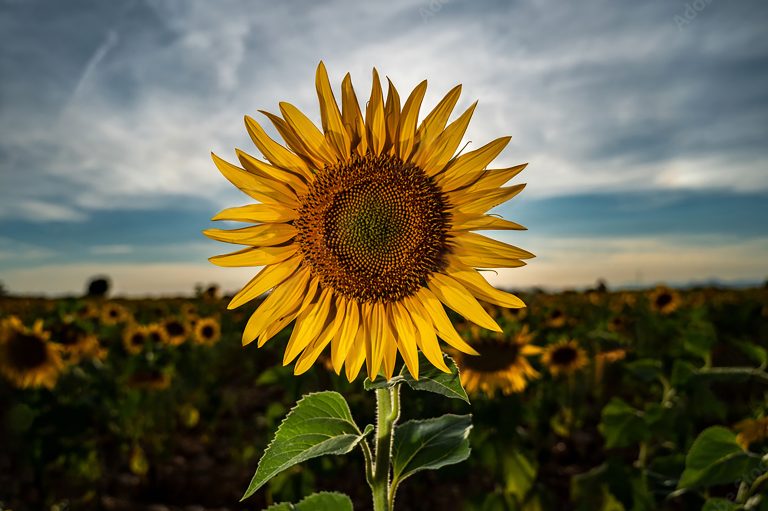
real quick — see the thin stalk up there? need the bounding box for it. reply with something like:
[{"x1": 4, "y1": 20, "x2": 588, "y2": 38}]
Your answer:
[{"x1": 372, "y1": 386, "x2": 399, "y2": 511}]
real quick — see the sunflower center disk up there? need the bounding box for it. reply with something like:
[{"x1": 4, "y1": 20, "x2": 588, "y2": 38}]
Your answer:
[
  {"x1": 295, "y1": 153, "x2": 450, "y2": 303},
  {"x1": 462, "y1": 341, "x2": 521, "y2": 373},
  {"x1": 8, "y1": 333, "x2": 48, "y2": 369},
  {"x1": 551, "y1": 347, "x2": 578, "y2": 365}
]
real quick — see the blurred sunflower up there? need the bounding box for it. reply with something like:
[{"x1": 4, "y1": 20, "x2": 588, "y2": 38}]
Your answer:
[
  {"x1": 193, "y1": 317, "x2": 221, "y2": 346},
  {"x1": 50, "y1": 318, "x2": 104, "y2": 362},
  {"x1": 162, "y1": 318, "x2": 189, "y2": 346},
  {"x1": 454, "y1": 325, "x2": 541, "y2": 396},
  {"x1": 542, "y1": 339, "x2": 588, "y2": 377},
  {"x1": 206, "y1": 62, "x2": 533, "y2": 380},
  {"x1": 734, "y1": 417, "x2": 768, "y2": 450},
  {"x1": 100, "y1": 302, "x2": 131, "y2": 326},
  {"x1": 0, "y1": 316, "x2": 65, "y2": 389},
  {"x1": 127, "y1": 368, "x2": 172, "y2": 391},
  {"x1": 649, "y1": 286, "x2": 681, "y2": 315},
  {"x1": 123, "y1": 324, "x2": 150, "y2": 355},
  {"x1": 145, "y1": 323, "x2": 169, "y2": 344},
  {"x1": 74, "y1": 301, "x2": 99, "y2": 320},
  {"x1": 545, "y1": 308, "x2": 566, "y2": 328}
]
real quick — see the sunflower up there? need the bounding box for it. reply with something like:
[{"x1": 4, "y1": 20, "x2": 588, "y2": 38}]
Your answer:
[
  {"x1": 161, "y1": 318, "x2": 189, "y2": 346},
  {"x1": 146, "y1": 322, "x2": 169, "y2": 344},
  {"x1": 542, "y1": 339, "x2": 588, "y2": 377},
  {"x1": 193, "y1": 317, "x2": 221, "y2": 346},
  {"x1": 734, "y1": 417, "x2": 768, "y2": 450},
  {"x1": 0, "y1": 316, "x2": 65, "y2": 389},
  {"x1": 545, "y1": 308, "x2": 566, "y2": 329},
  {"x1": 50, "y1": 318, "x2": 104, "y2": 362},
  {"x1": 127, "y1": 368, "x2": 172, "y2": 390},
  {"x1": 123, "y1": 324, "x2": 150, "y2": 355},
  {"x1": 205, "y1": 62, "x2": 533, "y2": 381},
  {"x1": 454, "y1": 325, "x2": 541, "y2": 396},
  {"x1": 100, "y1": 302, "x2": 131, "y2": 326},
  {"x1": 649, "y1": 286, "x2": 681, "y2": 315}
]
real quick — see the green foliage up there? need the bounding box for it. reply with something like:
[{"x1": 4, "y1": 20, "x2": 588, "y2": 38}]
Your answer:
[
  {"x1": 363, "y1": 353, "x2": 469, "y2": 403},
  {"x1": 599, "y1": 398, "x2": 647, "y2": 449},
  {"x1": 264, "y1": 491, "x2": 354, "y2": 511},
  {"x1": 392, "y1": 414, "x2": 472, "y2": 486},
  {"x1": 242, "y1": 391, "x2": 371, "y2": 500},
  {"x1": 678, "y1": 426, "x2": 760, "y2": 490}
]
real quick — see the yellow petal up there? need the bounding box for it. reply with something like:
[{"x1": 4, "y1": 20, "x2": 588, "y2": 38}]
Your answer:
[
  {"x1": 278, "y1": 102, "x2": 337, "y2": 165},
  {"x1": 438, "y1": 136, "x2": 511, "y2": 191},
  {"x1": 413, "y1": 287, "x2": 479, "y2": 355},
  {"x1": 283, "y1": 287, "x2": 334, "y2": 364},
  {"x1": 208, "y1": 244, "x2": 297, "y2": 267},
  {"x1": 315, "y1": 62, "x2": 351, "y2": 159},
  {"x1": 416, "y1": 101, "x2": 477, "y2": 174},
  {"x1": 367, "y1": 302, "x2": 386, "y2": 379},
  {"x1": 294, "y1": 295, "x2": 345, "y2": 375},
  {"x1": 244, "y1": 115, "x2": 313, "y2": 180},
  {"x1": 401, "y1": 297, "x2": 450, "y2": 373},
  {"x1": 391, "y1": 302, "x2": 419, "y2": 379},
  {"x1": 450, "y1": 212, "x2": 526, "y2": 231},
  {"x1": 453, "y1": 232, "x2": 535, "y2": 261},
  {"x1": 382, "y1": 304, "x2": 399, "y2": 380},
  {"x1": 365, "y1": 68, "x2": 386, "y2": 156},
  {"x1": 445, "y1": 257, "x2": 526, "y2": 309},
  {"x1": 345, "y1": 326, "x2": 367, "y2": 382},
  {"x1": 463, "y1": 163, "x2": 528, "y2": 192},
  {"x1": 414, "y1": 84, "x2": 461, "y2": 154},
  {"x1": 384, "y1": 78, "x2": 401, "y2": 153},
  {"x1": 397, "y1": 80, "x2": 427, "y2": 160},
  {"x1": 341, "y1": 73, "x2": 368, "y2": 156},
  {"x1": 257, "y1": 277, "x2": 320, "y2": 347},
  {"x1": 451, "y1": 184, "x2": 527, "y2": 213},
  {"x1": 427, "y1": 273, "x2": 501, "y2": 332},
  {"x1": 236, "y1": 149, "x2": 308, "y2": 196},
  {"x1": 211, "y1": 152, "x2": 298, "y2": 206},
  {"x1": 258, "y1": 110, "x2": 320, "y2": 168},
  {"x1": 331, "y1": 299, "x2": 360, "y2": 374},
  {"x1": 227, "y1": 255, "x2": 302, "y2": 310},
  {"x1": 203, "y1": 223, "x2": 297, "y2": 246},
  {"x1": 211, "y1": 203, "x2": 297, "y2": 223},
  {"x1": 242, "y1": 266, "x2": 310, "y2": 345}
]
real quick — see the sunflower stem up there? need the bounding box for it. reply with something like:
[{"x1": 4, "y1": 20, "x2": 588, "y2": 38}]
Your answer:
[{"x1": 372, "y1": 385, "x2": 400, "y2": 511}]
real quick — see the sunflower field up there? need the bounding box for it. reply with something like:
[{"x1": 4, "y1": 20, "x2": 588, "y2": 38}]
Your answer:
[{"x1": 1, "y1": 285, "x2": 766, "y2": 511}]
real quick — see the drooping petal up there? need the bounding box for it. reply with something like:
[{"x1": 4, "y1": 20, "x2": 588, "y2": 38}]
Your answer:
[
  {"x1": 211, "y1": 204, "x2": 297, "y2": 223},
  {"x1": 283, "y1": 287, "x2": 334, "y2": 364},
  {"x1": 211, "y1": 152, "x2": 298, "y2": 206},
  {"x1": 331, "y1": 299, "x2": 360, "y2": 374},
  {"x1": 444, "y1": 256, "x2": 526, "y2": 309},
  {"x1": 390, "y1": 302, "x2": 419, "y2": 379},
  {"x1": 226, "y1": 255, "x2": 302, "y2": 310},
  {"x1": 203, "y1": 223, "x2": 297, "y2": 246},
  {"x1": 401, "y1": 296, "x2": 450, "y2": 373},
  {"x1": 294, "y1": 294, "x2": 345, "y2": 374},
  {"x1": 413, "y1": 287, "x2": 479, "y2": 355},
  {"x1": 427, "y1": 272, "x2": 502, "y2": 332}
]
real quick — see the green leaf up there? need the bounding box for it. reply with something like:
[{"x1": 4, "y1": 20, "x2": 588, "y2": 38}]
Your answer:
[
  {"x1": 264, "y1": 491, "x2": 354, "y2": 511},
  {"x1": 625, "y1": 359, "x2": 662, "y2": 383},
  {"x1": 364, "y1": 353, "x2": 469, "y2": 403},
  {"x1": 242, "y1": 392, "x2": 370, "y2": 500},
  {"x1": 701, "y1": 498, "x2": 741, "y2": 511},
  {"x1": 392, "y1": 414, "x2": 472, "y2": 485},
  {"x1": 733, "y1": 340, "x2": 767, "y2": 368},
  {"x1": 599, "y1": 398, "x2": 647, "y2": 449},
  {"x1": 678, "y1": 426, "x2": 760, "y2": 489}
]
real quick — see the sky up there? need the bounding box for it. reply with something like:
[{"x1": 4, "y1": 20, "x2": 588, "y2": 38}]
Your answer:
[{"x1": 1, "y1": 0, "x2": 767, "y2": 296}]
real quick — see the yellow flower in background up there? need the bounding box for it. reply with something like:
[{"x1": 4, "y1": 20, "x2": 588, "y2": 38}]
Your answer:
[
  {"x1": 545, "y1": 308, "x2": 566, "y2": 329},
  {"x1": 542, "y1": 339, "x2": 588, "y2": 377},
  {"x1": 455, "y1": 325, "x2": 542, "y2": 396},
  {"x1": 734, "y1": 417, "x2": 768, "y2": 450},
  {"x1": 162, "y1": 317, "x2": 189, "y2": 346},
  {"x1": 122, "y1": 324, "x2": 150, "y2": 355},
  {"x1": 649, "y1": 286, "x2": 681, "y2": 315},
  {"x1": 50, "y1": 317, "x2": 104, "y2": 363},
  {"x1": 206, "y1": 62, "x2": 532, "y2": 380},
  {"x1": 100, "y1": 302, "x2": 131, "y2": 326},
  {"x1": 193, "y1": 317, "x2": 221, "y2": 346},
  {"x1": 0, "y1": 316, "x2": 65, "y2": 389},
  {"x1": 146, "y1": 323, "x2": 169, "y2": 344}
]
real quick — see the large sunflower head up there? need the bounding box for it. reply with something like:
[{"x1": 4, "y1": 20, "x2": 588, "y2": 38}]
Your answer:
[
  {"x1": 542, "y1": 339, "x2": 588, "y2": 377},
  {"x1": 205, "y1": 62, "x2": 533, "y2": 381},
  {"x1": 454, "y1": 325, "x2": 542, "y2": 396},
  {"x1": 0, "y1": 316, "x2": 65, "y2": 389}
]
